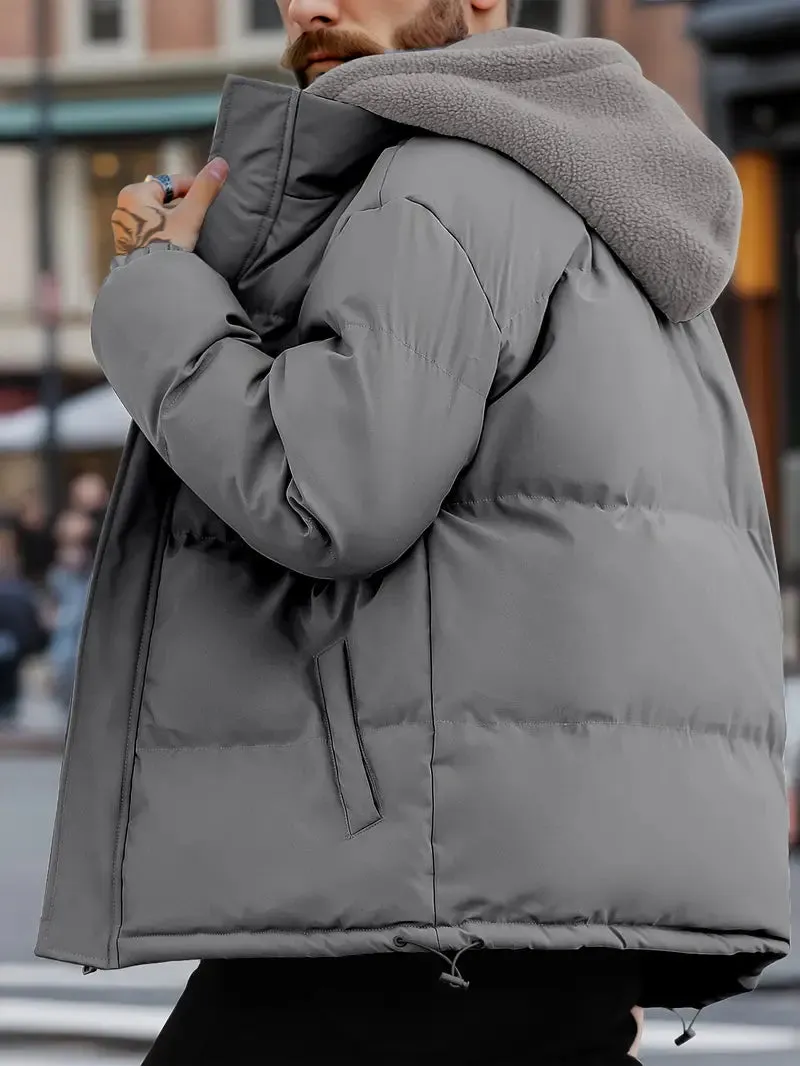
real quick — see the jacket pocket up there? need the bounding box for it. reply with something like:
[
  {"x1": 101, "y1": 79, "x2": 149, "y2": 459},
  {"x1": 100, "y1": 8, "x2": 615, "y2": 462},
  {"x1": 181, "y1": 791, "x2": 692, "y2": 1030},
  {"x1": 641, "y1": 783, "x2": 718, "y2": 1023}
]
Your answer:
[{"x1": 315, "y1": 639, "x2": 381, "y2": 836}]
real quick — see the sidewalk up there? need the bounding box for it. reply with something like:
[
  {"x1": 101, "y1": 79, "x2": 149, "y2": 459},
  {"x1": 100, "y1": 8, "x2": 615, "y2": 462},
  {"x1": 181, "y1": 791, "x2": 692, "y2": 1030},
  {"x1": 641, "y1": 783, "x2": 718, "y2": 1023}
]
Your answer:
[
  {"x1": 0, "y1": 660, "x2": 64, "y2": 755},
  {"x1": 758, "y1": 854, "x2": 800, "y2": 990}
]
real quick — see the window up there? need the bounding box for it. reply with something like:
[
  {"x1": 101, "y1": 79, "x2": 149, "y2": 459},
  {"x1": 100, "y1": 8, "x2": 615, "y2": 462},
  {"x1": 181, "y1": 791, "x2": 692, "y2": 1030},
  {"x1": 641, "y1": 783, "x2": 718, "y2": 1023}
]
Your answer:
[
  {"x1": 64, "y1": 0, "x2": 142, "y2": 58},
  {"x1": 219, "y1": 0, "x2": 285, "y2": 57},
  {"x1": 516, "y1": 0, "x2": 587, "y2": 36},
  {"x1": 86, "y1": 0, "x2": 124, "y2": 43},
  {"x1": 247, "y1": 0, "x2": 283, "y2": 32}
]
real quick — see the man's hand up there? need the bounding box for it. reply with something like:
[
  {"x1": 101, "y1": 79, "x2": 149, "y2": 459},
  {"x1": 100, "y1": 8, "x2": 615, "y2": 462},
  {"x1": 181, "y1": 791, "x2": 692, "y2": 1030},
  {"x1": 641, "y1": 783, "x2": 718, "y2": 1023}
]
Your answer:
[{"x1": 111, "y1": 157, "x2": 229, "y2": 256}]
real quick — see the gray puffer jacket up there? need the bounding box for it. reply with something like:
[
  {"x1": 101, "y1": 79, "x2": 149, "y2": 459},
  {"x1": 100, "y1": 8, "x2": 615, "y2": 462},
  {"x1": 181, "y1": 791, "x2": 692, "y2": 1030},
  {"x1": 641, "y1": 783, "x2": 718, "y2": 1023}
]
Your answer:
[{"x1": 37, "y1": 30, "x2": 789, "y2": 1009}]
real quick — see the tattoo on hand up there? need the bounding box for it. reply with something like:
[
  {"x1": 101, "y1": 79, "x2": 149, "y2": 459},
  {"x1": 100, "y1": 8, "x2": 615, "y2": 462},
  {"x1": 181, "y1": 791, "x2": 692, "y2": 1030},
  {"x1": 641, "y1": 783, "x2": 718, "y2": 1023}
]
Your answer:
[{"x1": 111, "y1": 206, "x2": 171, "y2": 255}]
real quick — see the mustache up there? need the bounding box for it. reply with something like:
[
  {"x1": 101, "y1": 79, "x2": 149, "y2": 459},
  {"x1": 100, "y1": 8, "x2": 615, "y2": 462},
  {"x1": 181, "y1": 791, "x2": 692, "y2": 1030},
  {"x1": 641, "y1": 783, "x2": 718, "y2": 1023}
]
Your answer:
[{"x1": 281, "y1": 27, "x2": 385, "y2": 74}]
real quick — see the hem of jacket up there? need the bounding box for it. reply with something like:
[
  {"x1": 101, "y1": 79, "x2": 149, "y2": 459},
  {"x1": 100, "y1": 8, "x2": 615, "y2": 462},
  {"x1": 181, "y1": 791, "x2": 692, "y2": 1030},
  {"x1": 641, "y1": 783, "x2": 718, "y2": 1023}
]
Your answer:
[{"x1": 35, "y1": 920, "x2": 789, "y2": 972}]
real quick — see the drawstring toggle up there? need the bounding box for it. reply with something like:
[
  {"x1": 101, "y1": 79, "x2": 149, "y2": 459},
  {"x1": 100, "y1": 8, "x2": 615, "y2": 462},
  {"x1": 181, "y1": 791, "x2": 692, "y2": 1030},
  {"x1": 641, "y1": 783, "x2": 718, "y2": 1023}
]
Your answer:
[
  {"x1": 669, "y1": 1008, "x2": 702, "y2": 1047},
  {"x1": 675, "y1": 1026, "x2": 697, "y2": 1047},
  {"x1": 392, "y1": 933, "x2": 484, "y2": 991}
]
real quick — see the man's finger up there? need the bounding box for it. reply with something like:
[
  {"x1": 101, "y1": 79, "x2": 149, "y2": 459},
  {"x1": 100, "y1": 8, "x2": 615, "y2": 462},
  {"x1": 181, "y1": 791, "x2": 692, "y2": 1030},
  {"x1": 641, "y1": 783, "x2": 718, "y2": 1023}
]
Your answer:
[
  {"x1": 181, "y1": 158, "x2": 229, "y2": 223},
  {"x1": 143, "y1": 174, "x2": 195, "y2": 201},
  {"x1": 119, "y1": 174, "x2": 193, "y2": 209}
]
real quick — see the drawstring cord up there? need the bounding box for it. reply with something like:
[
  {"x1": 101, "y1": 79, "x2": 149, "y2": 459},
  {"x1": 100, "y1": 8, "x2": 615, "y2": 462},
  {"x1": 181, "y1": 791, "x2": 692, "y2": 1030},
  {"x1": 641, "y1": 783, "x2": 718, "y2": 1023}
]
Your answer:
[
  {"x1": 393, "y1": 934, "x2": 485, "y2": 989},
  {"x1": 668, "y1": 1007, "x2": 703, "y2": 1046}
]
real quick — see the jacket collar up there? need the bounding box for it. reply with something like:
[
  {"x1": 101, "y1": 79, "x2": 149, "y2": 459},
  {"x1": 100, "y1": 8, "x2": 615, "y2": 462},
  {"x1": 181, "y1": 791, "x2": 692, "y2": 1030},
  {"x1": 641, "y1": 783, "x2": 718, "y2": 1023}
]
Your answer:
[{"x1": 196, "y1": 77, "x2": 402, "y2": 338}]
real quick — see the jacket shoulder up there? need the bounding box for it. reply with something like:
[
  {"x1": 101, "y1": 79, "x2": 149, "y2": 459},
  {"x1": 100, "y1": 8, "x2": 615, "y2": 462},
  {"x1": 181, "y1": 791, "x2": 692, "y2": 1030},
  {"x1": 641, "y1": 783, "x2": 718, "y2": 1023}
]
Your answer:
[{"x1": 376, "y1": 136, "x2": 586, "y2": 328}]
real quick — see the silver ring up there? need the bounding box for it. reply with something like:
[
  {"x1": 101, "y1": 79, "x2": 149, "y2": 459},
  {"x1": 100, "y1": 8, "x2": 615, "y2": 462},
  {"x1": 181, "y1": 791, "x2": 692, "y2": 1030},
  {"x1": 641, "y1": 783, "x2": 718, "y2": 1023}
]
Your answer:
[{"x1": 146, "y1": 173, "x2": 174, "y2": 204}]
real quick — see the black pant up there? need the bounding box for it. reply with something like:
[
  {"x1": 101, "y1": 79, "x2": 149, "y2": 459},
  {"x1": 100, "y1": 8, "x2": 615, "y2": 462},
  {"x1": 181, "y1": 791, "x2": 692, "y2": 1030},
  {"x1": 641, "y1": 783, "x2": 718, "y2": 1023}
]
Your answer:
[{"x1": 143, "y1": 949, "x2": 641, "y2": 1065}]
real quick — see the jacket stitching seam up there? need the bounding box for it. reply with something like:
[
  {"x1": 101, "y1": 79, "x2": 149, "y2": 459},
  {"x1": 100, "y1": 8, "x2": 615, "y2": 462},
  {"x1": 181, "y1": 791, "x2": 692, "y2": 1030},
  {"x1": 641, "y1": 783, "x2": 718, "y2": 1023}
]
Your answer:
[
  {"x1": 159, "y1": 338, "x2": 230, "y2": 431},
  {"x1": 424, "y1": 535, "x2": 441, "y2": 949},
  {"x1": 348, "y1": 815, "x2": 383, "y2": 837},
  {"x1": 379, "y1": 143, "x2": 577, "y2": 335},
  {"x1": 137, "y1": 737, "x2": 323, "y2": 754},
  {"x1": 119, "y1": 919, "x2": 790, "y2": 940},
  {"x1": 377, "y1": 144, "x2": 405, "y2": 207},
  {"x1": 402, "y1": 196, "x2": 502, "y2": 336},
  {"x1": 211, "y1": 79, "x2": 234, "y2": 174},
  {"x1": 133, "y1": 718, "x2": 777, "y2": 753},
  {"x1": 240, "y1": 90, "x2": 297, "y2": 278},
  {"x1": 158, "y1": 339, "x2": 234, "y2": 463},
  {"x1": 111, "y1": 500, "x2": 173, "y2": 967},
  {"x1": 242, "y1": 88, "x2": 295, "y2": 273},
  {"x1": 339, "y1": 321, "x2": 487, "y2": 399},
  {"x1": 503, "y1": 289, "x2": 553, "y2": 328},
  {"x1": 40, "y1": 951, "x2": 107, "y2": 966},
  {"x1": 502, "y1": 252, "x2": 594, "y2": 331},
  {"x1": 446, "y1": 491, "x2": 755, "y2": 535},
  {"x1": 433, "y1": 718, "x2": 778, "y2": 746}
]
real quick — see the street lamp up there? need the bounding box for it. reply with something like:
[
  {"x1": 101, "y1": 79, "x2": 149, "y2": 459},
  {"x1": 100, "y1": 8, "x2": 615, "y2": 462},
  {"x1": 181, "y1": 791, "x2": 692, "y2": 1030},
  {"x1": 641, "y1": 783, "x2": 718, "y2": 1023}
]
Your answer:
[{"x1": 34, "y1": 0, "x2": 63, "y2": 525}]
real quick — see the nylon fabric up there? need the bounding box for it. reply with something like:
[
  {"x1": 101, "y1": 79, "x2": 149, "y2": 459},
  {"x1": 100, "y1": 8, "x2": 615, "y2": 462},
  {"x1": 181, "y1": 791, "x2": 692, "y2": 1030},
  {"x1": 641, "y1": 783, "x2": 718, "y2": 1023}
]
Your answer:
[{"x1": 36, "y1": 37, "x2": 788, "y2": 1010}]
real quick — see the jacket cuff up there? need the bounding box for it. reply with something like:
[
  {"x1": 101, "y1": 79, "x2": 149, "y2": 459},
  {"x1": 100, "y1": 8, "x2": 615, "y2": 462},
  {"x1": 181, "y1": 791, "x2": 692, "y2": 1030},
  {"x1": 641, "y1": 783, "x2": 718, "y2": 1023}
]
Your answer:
[{"x1": 110, "y1": 241, "x2": 189, "y2": 272}]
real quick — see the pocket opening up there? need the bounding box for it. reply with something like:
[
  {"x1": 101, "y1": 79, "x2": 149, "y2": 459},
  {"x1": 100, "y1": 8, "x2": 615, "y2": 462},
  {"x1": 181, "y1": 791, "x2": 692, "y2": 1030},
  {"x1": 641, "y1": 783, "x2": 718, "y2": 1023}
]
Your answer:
[{"x1": 315, "y1": 639, "x2": 382, "y2": 837}]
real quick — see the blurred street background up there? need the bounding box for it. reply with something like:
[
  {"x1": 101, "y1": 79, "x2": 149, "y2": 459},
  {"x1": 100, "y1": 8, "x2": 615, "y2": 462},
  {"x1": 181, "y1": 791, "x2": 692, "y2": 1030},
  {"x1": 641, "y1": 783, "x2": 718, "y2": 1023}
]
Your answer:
[{"x1": 1, "y1": 0, "x2": 799, "y2": 1061}]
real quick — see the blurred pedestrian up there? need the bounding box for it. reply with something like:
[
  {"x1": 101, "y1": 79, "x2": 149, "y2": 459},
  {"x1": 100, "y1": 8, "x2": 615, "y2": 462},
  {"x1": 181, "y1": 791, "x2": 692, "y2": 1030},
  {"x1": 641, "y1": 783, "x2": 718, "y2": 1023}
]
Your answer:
[
  {"x1": 45, "y1": 510, "x2": 93, "y2": 712},
  {"x1": 0, "y1": 518, "x2": 48, "y2": 727},
  {"x1": 12, "y1": 486, "x2": 54, "y2": 586},
  {"x1": 67, "y1": 472, "x2": 109, "y2": 559},
  {"x1": 38, "y1": 2, "x2": 788, "y2": 1065}
]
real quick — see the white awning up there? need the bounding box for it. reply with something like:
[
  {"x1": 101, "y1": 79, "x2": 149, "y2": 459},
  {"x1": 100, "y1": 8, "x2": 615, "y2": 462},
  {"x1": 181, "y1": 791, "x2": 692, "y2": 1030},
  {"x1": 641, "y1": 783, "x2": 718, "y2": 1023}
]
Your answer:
[{"x1": 0, "y1": 385, "x2": 130, "y2": 453}]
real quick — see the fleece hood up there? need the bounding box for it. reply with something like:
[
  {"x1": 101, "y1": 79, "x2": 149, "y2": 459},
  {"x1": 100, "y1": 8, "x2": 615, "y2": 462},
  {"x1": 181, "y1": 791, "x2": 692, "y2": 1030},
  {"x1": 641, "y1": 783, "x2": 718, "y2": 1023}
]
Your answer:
[{"x1": 307, "y1": 27, "x2": 743, "y2": 322}]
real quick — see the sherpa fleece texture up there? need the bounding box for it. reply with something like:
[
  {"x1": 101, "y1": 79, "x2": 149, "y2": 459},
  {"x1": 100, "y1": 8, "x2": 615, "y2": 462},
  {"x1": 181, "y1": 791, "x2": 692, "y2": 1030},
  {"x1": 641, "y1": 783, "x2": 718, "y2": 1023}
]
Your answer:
[{"x1": 308, "y1": 27, "x2": 742, "y2": 322}]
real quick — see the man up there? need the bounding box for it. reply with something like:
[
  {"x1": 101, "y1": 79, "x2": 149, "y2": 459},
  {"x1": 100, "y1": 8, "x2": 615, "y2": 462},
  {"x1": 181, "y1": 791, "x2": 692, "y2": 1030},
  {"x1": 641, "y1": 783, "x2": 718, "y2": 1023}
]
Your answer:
[
  {"x1": 13, "y1": 487, "x2": 54, "y2": 586},
  {"x1": 67, "y1": 472, "x2": 110, "y2": 558},
  {"x1": 37, "y1": 2, "x2": 789, "y2": 1064},
  {"x1": 0, "y1": 519, "x2": 48, "y2": 727},
  {"x1": 45, "y1": 509, "x2": 95, "y2": 712}
]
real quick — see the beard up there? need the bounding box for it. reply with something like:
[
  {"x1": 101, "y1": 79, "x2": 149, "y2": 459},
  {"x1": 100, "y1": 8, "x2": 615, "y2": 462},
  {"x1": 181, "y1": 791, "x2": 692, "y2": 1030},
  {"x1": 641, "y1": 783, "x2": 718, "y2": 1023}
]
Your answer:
[
  {"x1": 282, "y1": 0, "x2": 470, "y2": 87},
  {"x1": 393, "y1": 0, "x2": 470, "y2": 51}
]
